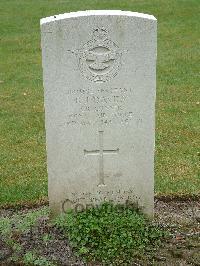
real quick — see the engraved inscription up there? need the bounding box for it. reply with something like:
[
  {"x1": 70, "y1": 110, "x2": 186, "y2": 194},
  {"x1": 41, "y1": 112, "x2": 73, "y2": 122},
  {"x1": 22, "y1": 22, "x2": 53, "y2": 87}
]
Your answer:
[
  {"x1": 84, "y1": 131, "x2": 119, "y2": 186},
  {"x1": 71, "y1": 27, "x2": 123, "y2": 82},
  {"x1": 65, "y1": 86, "x2": 136, "y2": 127},
  {"x1": 61, "y1": 188, "x2": 144, "y2": 213}
]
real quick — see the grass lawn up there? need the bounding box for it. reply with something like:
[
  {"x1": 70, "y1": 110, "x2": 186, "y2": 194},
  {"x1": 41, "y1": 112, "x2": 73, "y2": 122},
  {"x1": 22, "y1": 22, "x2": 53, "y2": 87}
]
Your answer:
[{"x1": 0, "y1": 0, "x2": 199, "y2": 206}]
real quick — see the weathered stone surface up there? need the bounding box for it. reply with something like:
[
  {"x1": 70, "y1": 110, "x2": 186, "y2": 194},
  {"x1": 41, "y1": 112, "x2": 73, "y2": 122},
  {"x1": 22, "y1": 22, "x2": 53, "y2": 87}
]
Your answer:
[{"x1": 40, "y1": 10, "x2": 157, "y2": 216}]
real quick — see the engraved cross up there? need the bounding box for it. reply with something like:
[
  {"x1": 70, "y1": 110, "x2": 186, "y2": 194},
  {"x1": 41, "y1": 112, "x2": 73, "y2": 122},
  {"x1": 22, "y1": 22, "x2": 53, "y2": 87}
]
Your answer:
[{"x1": 84, "y1": 131, "x2": 119, "y2": 186}]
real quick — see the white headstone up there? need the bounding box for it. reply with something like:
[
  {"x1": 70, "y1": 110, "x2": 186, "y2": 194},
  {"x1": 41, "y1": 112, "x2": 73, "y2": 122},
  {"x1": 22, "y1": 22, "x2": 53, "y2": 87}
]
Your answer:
[{"x1": 40, "y1": 10, "x2": 157, "y2": 217}]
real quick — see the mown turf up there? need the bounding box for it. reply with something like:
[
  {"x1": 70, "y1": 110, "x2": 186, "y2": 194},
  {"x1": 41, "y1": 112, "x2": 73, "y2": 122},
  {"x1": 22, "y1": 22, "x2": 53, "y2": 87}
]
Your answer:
[{"x1": 0, "y1": 0, "x2": 199, "y2": 206}]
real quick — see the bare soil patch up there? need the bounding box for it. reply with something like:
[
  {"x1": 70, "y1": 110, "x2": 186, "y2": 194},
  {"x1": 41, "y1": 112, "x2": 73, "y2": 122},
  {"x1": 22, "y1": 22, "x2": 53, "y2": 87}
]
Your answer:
[{"x1": 0, "y1": 200, "x2": 199, "y2": 266}]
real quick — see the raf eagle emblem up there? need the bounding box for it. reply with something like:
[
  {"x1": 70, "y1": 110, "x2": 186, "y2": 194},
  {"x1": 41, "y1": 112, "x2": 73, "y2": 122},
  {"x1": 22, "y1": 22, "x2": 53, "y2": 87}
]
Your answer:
[{"x1": 71, "y1": 27, "x2": 123, "y2": 83}]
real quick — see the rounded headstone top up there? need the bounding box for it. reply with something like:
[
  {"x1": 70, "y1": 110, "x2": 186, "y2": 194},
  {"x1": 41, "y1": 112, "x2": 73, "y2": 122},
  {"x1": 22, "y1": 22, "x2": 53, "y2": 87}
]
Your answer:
[{"x1": 40, "y1": 10, "x2": 156, "y2": 25}]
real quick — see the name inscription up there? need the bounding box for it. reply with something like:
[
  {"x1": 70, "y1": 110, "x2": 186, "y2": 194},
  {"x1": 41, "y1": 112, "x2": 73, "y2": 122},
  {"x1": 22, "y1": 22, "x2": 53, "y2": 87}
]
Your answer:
[{"x1": 65, "y1": 86, "x2": 140, "y2": 126}]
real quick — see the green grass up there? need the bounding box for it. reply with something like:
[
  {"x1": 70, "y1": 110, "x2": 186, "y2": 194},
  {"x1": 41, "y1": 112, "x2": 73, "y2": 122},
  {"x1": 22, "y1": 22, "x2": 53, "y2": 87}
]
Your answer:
[
  {"x1": 0, "y1": 0, "x2": 199, "y2": 206},
  {"x1": 55, "y1": 203, "x2": 166, "y2": 264},
  {"x1": 0, "y1": 204, "x2": 166, "y2": 264},
  {"x1": 23, "y1": 251, "x2": 54, "y2": 266},
  {"x1": 0, "y1": 207, "x2": 52, "y2": 264}
]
